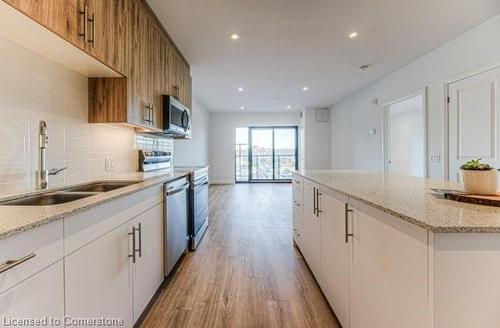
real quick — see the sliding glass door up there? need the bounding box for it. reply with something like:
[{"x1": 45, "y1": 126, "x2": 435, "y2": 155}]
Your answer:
[{"x1": 235, "y1": 126, "x2": 298, "y2": 182}]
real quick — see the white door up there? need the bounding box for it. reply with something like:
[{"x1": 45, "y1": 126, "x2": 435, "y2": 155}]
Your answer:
[
  {"x1": 320, "y1": 193, "x2": 350, "y2": 328},
  {"x1": 0, "y1": 261, "x2": 64, "y2": 327},
  {"x1": 302, "y1": 180, "x2": 321, "y2": 277},
  {"x1": 65, "y1": 222, "x2": 134, "y2": 328},
  {"x1": 384, "y1": 92, "x2": 426, "y2": 177},
  {"x1": 133, "y1": 204, "x2": 164, "y2": 321},
  {"x1": 349, "y1": 205, "x2": 428, "y2": 328},
  {"x1": 448, "y1": 66, "x2": 500, "y2": 181}
]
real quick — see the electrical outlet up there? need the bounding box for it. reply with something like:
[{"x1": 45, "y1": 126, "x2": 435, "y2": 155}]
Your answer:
[
  {"x1": 430, "y1": 154, "x2": 441, "y2": 163},
  {"x1": 105, "y1": 156, "x2": 115, "y2": 172},
  {"x1": 368, "y1": 128, "x2": 377, "y2": 136}
]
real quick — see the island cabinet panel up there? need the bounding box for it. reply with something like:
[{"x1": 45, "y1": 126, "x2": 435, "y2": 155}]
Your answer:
[
  {"x1": 0, "y1": 261, "x2": 64, "y2": 326},
  {"x1": 319, "y1": 191, "x2": 350, "y2": 328},
  {"x1": 433, "y1": 233, "x2": 500, "y2": 328},
  {"x1": 349, "y1": 200, "x2": 428, "y2": 328},
  {"x1": 302, "y1": 179, "x2": 321, "y2": 278}
]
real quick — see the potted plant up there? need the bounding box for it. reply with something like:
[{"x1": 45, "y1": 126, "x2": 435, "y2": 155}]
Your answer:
[{"x1": 459, "y1": 159, "x2": 497, "y2": 195}]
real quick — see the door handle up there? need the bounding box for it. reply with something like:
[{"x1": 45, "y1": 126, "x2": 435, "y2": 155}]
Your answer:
[
  {"x1": 128, "y1": 227, "x2": 137, "y2": 263},
  {"x1": 316, "y1": 188, "x2": 322, "y2": 217},
  {"x1": 137, "y1": 223, "x2": 142, "y2": 258},
  {"x1": 345, "y1": 203, "x2": 354, "y2": 243},
  {"x1": 87, "y1": 11, "x2": 95, "y2": 44},
  {"x1": 313, "y1": 187, "x2": 317, "y2": 215},
  {"x1": 79, "y1": 5, "x2": 88, "y2": 41},
  {"x1": 0, "y1": 253, "x2": 36, "y2": 274}
]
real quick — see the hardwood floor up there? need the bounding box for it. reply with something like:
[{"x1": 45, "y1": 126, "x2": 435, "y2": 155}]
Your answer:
[{"x1": 141, "y1": 183, "x2": 338, "y2": 328}]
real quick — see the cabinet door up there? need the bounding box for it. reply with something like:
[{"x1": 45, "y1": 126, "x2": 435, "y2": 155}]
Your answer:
[
  {"x1": 150, "y1": 23, "x2": 166, "y2": 130},
  {"x1": 86, "y1": 0, "x2": 127, "y2": 74},
  {"x1": 320, "y1": 193, "x2": 350, "y2": 328},
  {"x1": 132, "y1": 204, "x2": 164, "y2": 321},
  {"x1": 127, "y1": 0, "x2": 152, "y2": 128},
  {"x1": 302, "y1": 180, "x2": 321, "y2": 277},
  {"x1": 4, "y1": 0, "x2": 87, "y2": 50},
  {"x1": 0, "y1": 261, "x2": 64, "y2": 327},
  {"x1": 349, "y1": 204, "x2": 428, "y2": 328},
  {"x1": 65, "y1": 222, "x2": 134, "y2": 328}
]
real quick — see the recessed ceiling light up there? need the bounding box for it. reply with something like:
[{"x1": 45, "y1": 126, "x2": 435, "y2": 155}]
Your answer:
[
  {"x1": 240, "y1": 106, "x2": 245, "y2": 110},
  {"x1": 349, "y1": 31, "x2": 358, "y2": 39},
  {"x1": 238, "y1": 87, "x2": 244, "y2": 92},
  {"x1": 286, "y1": 105, "x2": 291, "y2": 109},
  {"x1": 230, "y1": 33, "x2": 240, "y2": 40},
  {"x1": 302, "y1": 86, "x2": 309, "y2": 91}
]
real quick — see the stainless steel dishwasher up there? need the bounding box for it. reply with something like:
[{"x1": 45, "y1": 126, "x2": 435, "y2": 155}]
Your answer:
[{"x1": 164, "y1": 177, "x2": 190, "y2": 277}]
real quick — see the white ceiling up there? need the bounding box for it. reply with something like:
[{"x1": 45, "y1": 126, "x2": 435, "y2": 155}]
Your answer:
[{"x1": 147, "y1": 0, "x2": 500, "y2": 112}]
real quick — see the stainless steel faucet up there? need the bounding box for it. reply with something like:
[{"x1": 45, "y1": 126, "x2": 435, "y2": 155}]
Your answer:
[{"x1": 36, "y1": 121, "x2": 67, "y2": 190}]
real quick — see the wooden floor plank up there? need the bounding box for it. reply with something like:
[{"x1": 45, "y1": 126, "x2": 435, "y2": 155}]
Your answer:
[{"x1": 141, "y1": 184, "x2": 338, "y2": 328}]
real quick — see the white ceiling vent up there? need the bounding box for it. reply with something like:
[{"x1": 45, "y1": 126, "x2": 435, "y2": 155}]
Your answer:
[{"x1": 315, "y1": 108, "x2": 330, "y2": 123}]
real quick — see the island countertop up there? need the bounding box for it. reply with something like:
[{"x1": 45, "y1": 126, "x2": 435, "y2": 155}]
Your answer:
[
  {"x1": 0, "y1": 170, "x2": 188, "y2": 240},
  {"x1": 294, "y1": 170, "x2": 500, "y2": 233}
]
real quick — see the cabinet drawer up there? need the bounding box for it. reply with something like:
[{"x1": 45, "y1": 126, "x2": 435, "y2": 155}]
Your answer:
[
  {"x1": 0, "y1": 221, "x2": 63, "y2": 294},
  {"x1": 64, "y1": 184, "x2": 163, "y2": 256}
]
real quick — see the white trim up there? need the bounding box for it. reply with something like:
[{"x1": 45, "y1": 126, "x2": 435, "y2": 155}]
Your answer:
[
  {"x1": 210, "y1": 179, "x2": 235, "y2": 185},
  {"x1": 382, "y1": 88, "x2": 428, "y2": 177},
  {"x1": 444, "y1": 62, "x2": 500, "y2": 180}
]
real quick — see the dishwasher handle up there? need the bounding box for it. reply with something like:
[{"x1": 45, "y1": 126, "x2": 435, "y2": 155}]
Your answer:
[{"x1": 166, "y1": 182, "x2": 190, "y2": 196}]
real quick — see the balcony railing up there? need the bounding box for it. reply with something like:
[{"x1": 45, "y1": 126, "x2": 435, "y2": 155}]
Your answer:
[{"x1": 235, "y1": 154, "x2": 296, "y2": 181}]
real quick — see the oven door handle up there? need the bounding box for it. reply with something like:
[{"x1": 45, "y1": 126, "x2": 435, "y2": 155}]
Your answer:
[
  {"x1": 193, "y1": 177, "x2": 209, "y2": 187},
  {"x1": 166, "y1": 182, "x2": 190, "y2": 196}
]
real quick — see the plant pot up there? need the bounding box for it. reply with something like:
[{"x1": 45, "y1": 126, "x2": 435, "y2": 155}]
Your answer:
[{"x1": 459, "y1": 169, "x2": 498, "y2": 195}]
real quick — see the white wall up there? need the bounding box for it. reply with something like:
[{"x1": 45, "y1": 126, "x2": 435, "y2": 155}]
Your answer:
[
  {"x1": 174, "y1": 97, "x2": 210, "y2": 166},
  {"x1": 0, "y1": 36, "x2": 172, "y2": 195},
  {"x1": 304, "y1": 108, "x2": 331, "y2": 170},
  {"x1": 209, "y1": 111, "x2": 300, "y2": 183},
  {"x1": 330, "y1": 14, "x2": 500, "y2": 180}
]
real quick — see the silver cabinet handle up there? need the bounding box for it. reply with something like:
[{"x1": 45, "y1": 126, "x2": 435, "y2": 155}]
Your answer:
[
  {"x1": 313, "y1": 187, "x2": 317, "y2": 215},
  {"x1": 129, "y1": 227, "x2": 136, "y2": 263},
  {"x1": 79, "y1": 5, "x2": 88, "y2": 41},
  {"x1": 150, "y1": 105, "x2": 154, "y2": 126},
  {"x1": 87, "y1": 11, "x2": 95, "y2": 44},
  {"x1": 316, "y1": 188, "x2": 322, "y2": 217},
  {"x1": 137, "y1": 223, "x2": 142, "y2": 258},
  {"x1": 345, "y1": 203, "x2": 354, "y2": 243},
  {"x1": 143, "y1": 104, "x2": 152, "y2": 124},
  {"x1": 0, "y1": 253, "x2": 36, "y2": 274}
]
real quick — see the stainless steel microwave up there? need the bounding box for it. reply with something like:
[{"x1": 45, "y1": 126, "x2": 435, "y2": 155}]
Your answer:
[{"x1": 162, "y1": 95, "x2": 191, "y2": 138}]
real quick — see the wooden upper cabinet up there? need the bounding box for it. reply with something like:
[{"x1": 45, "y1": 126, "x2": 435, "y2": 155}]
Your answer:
[
  {"x1": 3, "y1": 0, "x2": 87, "y2": 50},
  {"x1": 85, "y1": 0, "x2": 128, "y2": 74},
  {"x1": 3, "y1": 0, "x2": 127, "y2": 75}
]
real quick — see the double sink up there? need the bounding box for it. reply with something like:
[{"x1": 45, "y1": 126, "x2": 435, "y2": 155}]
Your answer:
[{"x1": 0, "y1": 181, "x2": 139, "y2": 206}]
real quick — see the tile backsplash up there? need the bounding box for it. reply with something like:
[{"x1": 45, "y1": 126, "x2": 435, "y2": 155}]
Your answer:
[{"x1": 0, "y1": 36, "x2": 173, "y2": 195}]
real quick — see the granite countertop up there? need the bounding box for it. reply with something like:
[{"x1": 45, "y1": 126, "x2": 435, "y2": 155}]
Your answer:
[
  {"x1": 294, "y1": 170, "x2": 500, "y2": 233},
  {"x1": 0, "y1": 170, "x2": 188, "y2": 240}
]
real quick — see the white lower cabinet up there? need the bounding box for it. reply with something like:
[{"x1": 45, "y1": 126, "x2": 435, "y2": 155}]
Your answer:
[
  {"x1": 320, "y1": 192, "x2": 350, "y2": 328},
  {"x1": 132, "y1": 203, "x2": 164, "y2": 320},
  {"x1": 292, "y1": 175, "x2": 304, "y2": 247},
  {"x1": 65, "y1": 221, "x2": 134, "y2": 327},
  {"x1": 65, "y1": 197, "x2": 164, "y2": 327},
  {"x1": 349, "y1": 202, "x2": 428, "y2": 328},
  {"x1": 298, "y1": 178, "x2": 429, "y2": 328},
  {"x1": 302, "y1": 179, "x2": 321, "y2": 277},
  {"x1": 0, "y1": 261, "x2": 64, "y2": 327}
]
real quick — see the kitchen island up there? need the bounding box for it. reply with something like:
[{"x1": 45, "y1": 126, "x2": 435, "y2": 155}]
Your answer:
[{"x1": 292, "y1": 170, "x2": 500, "y2": 328}]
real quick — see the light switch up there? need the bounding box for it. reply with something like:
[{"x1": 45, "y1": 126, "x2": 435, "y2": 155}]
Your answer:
[
  {"x1": 105, "y1": 156, "x2": 115, "y2": 172},
  {"x1": 430, "y1": 154, "x2": 441, "y2": 163}
]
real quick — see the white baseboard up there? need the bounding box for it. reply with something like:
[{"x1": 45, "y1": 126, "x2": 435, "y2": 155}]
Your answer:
[{"x1": 209, "y1": 179, "x2": 235, "y2": 185}]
